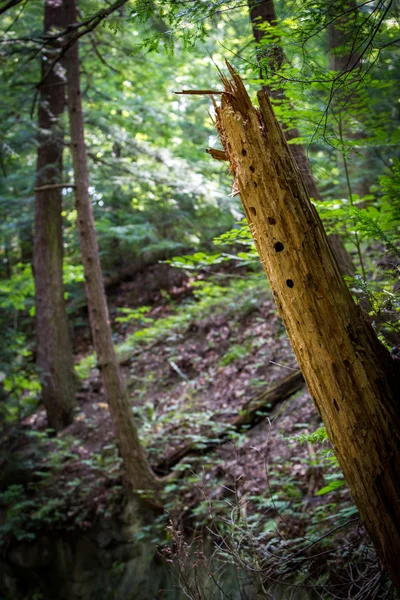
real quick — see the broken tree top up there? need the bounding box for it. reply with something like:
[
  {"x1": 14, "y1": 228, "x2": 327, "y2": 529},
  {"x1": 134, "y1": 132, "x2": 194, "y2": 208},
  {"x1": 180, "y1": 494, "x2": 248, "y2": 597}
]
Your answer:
[
  {"x1": 175, "y1": 61, "x2": 251, "y2": 107},
  {"x1": 176, "y1": 62, "x2": 254, "y2": 162}
]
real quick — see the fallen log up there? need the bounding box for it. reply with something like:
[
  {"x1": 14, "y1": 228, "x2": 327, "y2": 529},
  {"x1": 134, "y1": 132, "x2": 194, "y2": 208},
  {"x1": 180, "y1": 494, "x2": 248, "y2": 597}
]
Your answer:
[
  {"x1": 154, "y1": 370, "x2": 304, "y2": 475},
  {"x1": 103, "y1": 248, "x2": 189, "y2": 290}
]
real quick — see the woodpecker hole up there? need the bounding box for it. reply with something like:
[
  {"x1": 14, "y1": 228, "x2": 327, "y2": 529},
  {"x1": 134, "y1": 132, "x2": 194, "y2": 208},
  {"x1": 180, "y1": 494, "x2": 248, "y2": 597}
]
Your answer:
[
  {"x1": 268, "y1": 217, "x2": 276, "y2": 225},
  {"x1": 249, "y1": 165, "x2": 255, "y2": 173},
  {"x1": 274, "y1": 242, "x2": 284, "y2": 252},
  {"x1": 249, "y1": 207, "x2": 257, "y2": 216},
  {"x1": 286, "y1": 279, "x2": 294, "y2": 288}
]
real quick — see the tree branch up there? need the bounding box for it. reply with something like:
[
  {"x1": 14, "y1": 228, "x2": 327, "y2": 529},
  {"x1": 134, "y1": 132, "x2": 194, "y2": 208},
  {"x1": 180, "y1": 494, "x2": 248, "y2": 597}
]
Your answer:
[
  {"x1": 0, "y1": 0, "x2": 25, "y2": 16},
  {"x1": 35, "y1": 183, "x2": 75, "y2": 191}
]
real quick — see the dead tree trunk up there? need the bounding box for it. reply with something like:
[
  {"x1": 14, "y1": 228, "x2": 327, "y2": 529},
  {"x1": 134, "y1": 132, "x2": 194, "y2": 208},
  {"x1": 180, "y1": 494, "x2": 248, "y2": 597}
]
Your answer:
[
  {"x1": 63, "y1": 0, "x2": 158, "y2": 496},
  {"x1": 205, "y1": 64, "x2": 400, "y2": 587},
  {"x1": 249, "y1": 0, "x2": 355, "y2": 278},
  {"x1": 34, "y1": 0, "x2": 76, "y2": 431}
]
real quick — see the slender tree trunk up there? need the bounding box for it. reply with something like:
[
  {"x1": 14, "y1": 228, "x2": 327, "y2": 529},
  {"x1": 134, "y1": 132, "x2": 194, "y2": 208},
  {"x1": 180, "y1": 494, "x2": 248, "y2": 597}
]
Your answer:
[
  {"x1": 63, "y1": 0, "x2": 158, "y2": 495},
  {"x1": 20, "y1": 224, "x2": 33, "y2": 265},
  {"x1": 327, "y1": 1, "x2": 373, "y2": 199},
  {"x1": 249, "y1": 0, "x2": 355, "y2": 278},
  {"x1": 3, "y1": 237, "x2": 12, "y2": 279},
  {"x1": 327, "y1": 0, "x2": 360, "y2": 74},
  {"x1": 208, "y1": 65, "x2": 400, "y2": 587},
  {"x1": 34, "y1": 0, "x2": 76, "y2": 432}
]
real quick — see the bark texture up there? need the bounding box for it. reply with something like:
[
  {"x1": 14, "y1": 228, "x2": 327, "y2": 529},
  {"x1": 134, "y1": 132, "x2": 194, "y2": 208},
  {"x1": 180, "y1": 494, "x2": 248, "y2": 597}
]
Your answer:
[
  {"x1": 249, "y1": 0, "x2": 355, "y2": 277},
  {"x1": 34, "y1": 0, "x2": 76, "y2": 431},
  {"x1": 64, "y1": 0, "x2": 158, "y2": 495},
  {"x1": 210, "y1": 64, "x2": 400, "y2": 586}
]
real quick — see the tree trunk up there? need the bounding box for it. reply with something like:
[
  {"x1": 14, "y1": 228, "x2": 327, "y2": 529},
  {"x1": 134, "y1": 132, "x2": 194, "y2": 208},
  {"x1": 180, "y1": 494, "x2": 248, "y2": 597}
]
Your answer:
[
  {"x1": 327, "y1": 0, "x2": 360, "y2": 74},
  {"x1": 327, "y1": 1, "x2": 373, "y2": 200},
  {"x1": 20, "y1": 222, "x2": 33, "y2": 266},
  {"x1": 249, "y1": 0, "x2": 355, "y2": 278},
  {"x1": 208, "y1": 64, "x2": 400, "y2": 587},
  {"x1": 63, "y1": 0, "x2": 158, "y2": 495},
  {"x1": 34, "y1": 0, "x2": 76, "y2": 432}
]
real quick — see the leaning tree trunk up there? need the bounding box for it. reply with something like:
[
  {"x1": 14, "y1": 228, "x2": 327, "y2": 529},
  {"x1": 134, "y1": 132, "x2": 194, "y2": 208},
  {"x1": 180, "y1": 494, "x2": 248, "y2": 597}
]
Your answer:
[
  {"x1": 204, "y1": 64, "x2": 400, "y2": 586},
  {"x1": 34, "y1": 0, "x2": 76, "y2": 431},
  {"x1": 249, "y1": 0, "x2": 355, "y2": 278},
  {"x1": 63, "y1": 0, "x2": 158, "y2": 495}
]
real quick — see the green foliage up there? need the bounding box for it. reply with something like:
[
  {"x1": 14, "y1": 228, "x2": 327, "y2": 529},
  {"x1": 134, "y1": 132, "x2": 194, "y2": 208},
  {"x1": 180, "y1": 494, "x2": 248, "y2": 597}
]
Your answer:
[
  {"x1": 316, "y1": 476, "x2": 346, "y2": 496},
  {"x1": 167, "y1": 252, "x2": 227, "y2": 269},
  {"x1": 113, "y1": 275, "x2": 268, "y2": 361},
  {"x1": 0, "y1": 0, "x2": 246, "y2": 418},
  {"x1": 74, "y1": 354, "x2": 97, "y2": 381},
  {"x1": 0, "y1": 264, "x2": 34, "y2": 313},
  {"x1": 281, "y1": 426, "x2": 347, "y2": 499},
  {"x1": 116, "y1": 305, "x2": 153, "y2": 324},
  {"x1": 128, "y1": 0, "x2": 244, "y2": 53},
  {"x1": 166, "y1": 219, "x2": 261, "y2": 270},
  {"x1": 213, "y1": 219, "x2": 253, "y2": 247},
  {"x1": 0, "y1": 3, "x2": 399, "y2": 594},
  {"x1": 219, "y1": 343, "x2": 251, "y2": 367},
  {"x1": 281, "y1": 426, "x2": 328, "y2": 446},
  {"x1": 0, "y1": 428, "x2": 123, "y2": 545},
  {"x1": 380, "y1": 159, "x2": 400, "y2": 221},
  {"x1": 314, "y1": 189, "x2": 400, "y2": 342},
  {"x1": 2, "y1": 0, "x2": 397, "y2": 426},
  {"x1": 163, "y1": 434, "x2": 366, "y2": 598},
  {"x1": 314, "y1": 194, "x2": 399, "y2": 255},
  {"x1": 0, "y1": 265, "x2": 38, "y2": 421}
]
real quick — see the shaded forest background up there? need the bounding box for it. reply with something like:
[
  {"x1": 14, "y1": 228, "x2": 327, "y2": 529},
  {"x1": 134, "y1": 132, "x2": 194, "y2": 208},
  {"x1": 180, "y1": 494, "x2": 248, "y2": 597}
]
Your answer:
[{"x1": 0, "y1": 0, "x2": 399, "y2": 598}]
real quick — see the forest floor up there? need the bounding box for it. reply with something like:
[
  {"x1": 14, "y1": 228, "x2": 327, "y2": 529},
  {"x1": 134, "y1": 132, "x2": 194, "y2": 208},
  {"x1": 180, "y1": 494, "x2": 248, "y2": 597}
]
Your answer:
[{"x1": 0, "y1": 263, "x2": 388, "y2": 597}]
